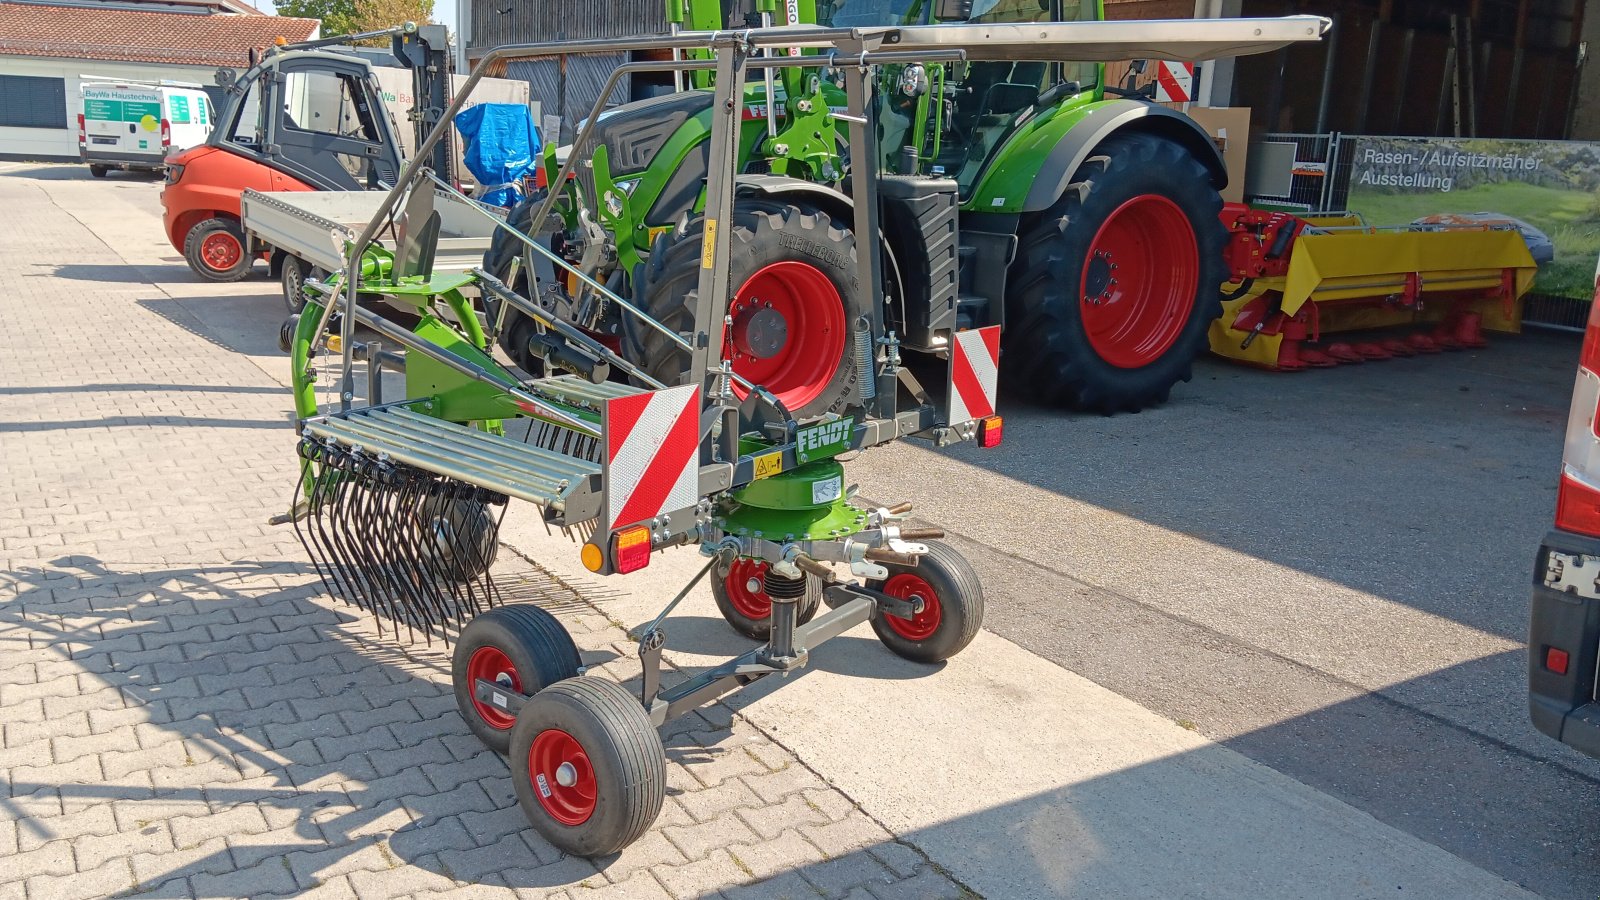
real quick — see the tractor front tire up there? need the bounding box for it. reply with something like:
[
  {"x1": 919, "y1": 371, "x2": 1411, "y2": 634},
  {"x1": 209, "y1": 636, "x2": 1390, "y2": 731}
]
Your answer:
[
  {"x1": 453, "y1": 605, "x2": 582, "y2": 754},
  {"x1": 1005, "y1": 133, "x2": 1227, "y2": 413},
  {"x1": 633, "y1": 198, "x2": 867, "y2": 420},
  {"x1": 184, "y1": 217, "x2": 254, "y2": 283}
]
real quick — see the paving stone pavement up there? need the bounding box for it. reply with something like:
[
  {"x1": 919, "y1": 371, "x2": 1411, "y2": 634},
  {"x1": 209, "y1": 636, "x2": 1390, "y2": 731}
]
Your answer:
[{"x1": 0, "y1": 169, "x2": 971, "y2": 898}]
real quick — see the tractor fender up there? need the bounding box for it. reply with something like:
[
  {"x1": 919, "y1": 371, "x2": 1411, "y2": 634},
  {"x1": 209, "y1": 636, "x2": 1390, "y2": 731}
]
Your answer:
[
  {"x1": 1023, "y1": 101, "x2": 1226, "y2": 211},
  {"x1": 970, "y1": 100, "x2": 1227, "y2": 215},
  {"x1": 735, "y1": 174, "x2": 855, "y2": 224}
]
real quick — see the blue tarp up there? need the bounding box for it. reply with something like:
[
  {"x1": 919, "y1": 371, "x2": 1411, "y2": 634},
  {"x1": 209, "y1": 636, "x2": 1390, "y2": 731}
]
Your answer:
[{"x1": 453, "y1": 103, "x2": 540, "y2": 208}]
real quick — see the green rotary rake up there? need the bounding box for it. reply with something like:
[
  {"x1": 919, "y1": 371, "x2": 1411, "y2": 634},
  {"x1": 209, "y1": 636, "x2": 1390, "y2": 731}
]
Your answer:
[{"x1": 275, "y1": 18, "x2": 1320, "y2": 856}]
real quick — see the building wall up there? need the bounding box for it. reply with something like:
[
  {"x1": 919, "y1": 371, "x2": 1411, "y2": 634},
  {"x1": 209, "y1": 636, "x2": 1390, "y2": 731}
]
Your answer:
[{"x1": 0, "y1": 55, "x2": 230, "y2": 160}]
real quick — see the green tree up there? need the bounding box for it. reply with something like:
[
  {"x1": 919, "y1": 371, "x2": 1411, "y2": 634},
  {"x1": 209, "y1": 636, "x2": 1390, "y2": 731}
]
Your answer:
[
  {"x1": 276, "y1": 0, "x2": 359, "y2": 36},
  {"x1": 351, "y1": 0, "x2": 435, "y2": 43}
]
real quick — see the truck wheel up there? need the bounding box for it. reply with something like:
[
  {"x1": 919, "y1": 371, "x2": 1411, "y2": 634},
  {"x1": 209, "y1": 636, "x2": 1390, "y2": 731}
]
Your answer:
[
  {"x1": 89, "y1": 164, "x2": 108, "y2": 179},
  {"x1": 1006, "y1": 133, "x2": 1226, "y2": 413},
  {"x1": 280, "y1": 256, "x2": 310, "y2": 313},
  {"x1": 633, "y1": 198, "x2": 866, "y2": 420},
  {"x1": 711, "y1": 558, "x2": 822, "y2": 641},
  {"x1": 453, "y1": 605, "x2": 582, "y2": 754},
  {"x1": 184, "y1": 217, "x2": 253, "y2": 282},
  {"x1": 509, "y1": 677, "x2": 665, "y2": 857},
  {"x1": 868, "y1": 540, "x2": 983, "y2": 664}
]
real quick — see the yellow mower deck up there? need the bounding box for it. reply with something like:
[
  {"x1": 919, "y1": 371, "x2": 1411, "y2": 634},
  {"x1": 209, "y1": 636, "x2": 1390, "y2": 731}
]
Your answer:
[{"x1": 1210, "y1": 211, "x2": 1538, "y2": 369}]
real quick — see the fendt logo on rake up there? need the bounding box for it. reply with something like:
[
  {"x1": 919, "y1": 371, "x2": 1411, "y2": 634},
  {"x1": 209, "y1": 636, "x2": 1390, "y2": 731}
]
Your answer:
[
  {"x1": 949, "y1": 325, "x2": 1001, "y2": 424},
  {"x1": 603, "y1": 384, "x2": 701, "y2": 531}
]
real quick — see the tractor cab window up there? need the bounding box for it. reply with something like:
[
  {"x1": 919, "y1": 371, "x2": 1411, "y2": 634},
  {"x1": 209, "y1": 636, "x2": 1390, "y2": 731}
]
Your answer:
[
  {"x1": 815, "y1": 0, "x2": 925, "y2": 27},
  {"x1": 938, "y1": 0, "x2": 1097, "y2": 193}
]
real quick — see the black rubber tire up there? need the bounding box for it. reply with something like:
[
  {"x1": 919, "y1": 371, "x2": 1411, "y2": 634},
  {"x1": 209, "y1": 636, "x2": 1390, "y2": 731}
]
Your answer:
[
  {"x1": 89, "y1": 164, "x2": 108, "y2": 178},
  {"x1": 452, "y1": 605, "x2": 582, "y2": 754},
  {"x1": 868, "y1": 540, "x2": 983, "y2": 664},
  {"x1": 631, "y1": 197, "x2": 868, "y2": 420},
  {"x1": 280, "y1": 255, "x2": 310, "y2": 314},
  {"x1": 509, "y1": 677, "x2": 665, "y2": 857},
  {"x1": 183, "y1": 217, "x2": 253, "y2": 282},
  {"x1": 1004, "y1": 132, "x2": 1227, "y2": 414},
  {"x1": 709, "y1": 561, "x2": 822, "y2": 641},
  {"x1": 418, "y1": 494, "x2": 500, "y2": 583},
  {"x1": 483, "y1": 189, "x2": 548, "y2": 375}
]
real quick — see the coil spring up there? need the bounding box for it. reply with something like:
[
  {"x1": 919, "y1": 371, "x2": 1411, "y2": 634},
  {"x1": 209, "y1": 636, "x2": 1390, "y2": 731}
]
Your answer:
[{"x1": 764, "y1": 568, "x2": 807, "y2": 601}]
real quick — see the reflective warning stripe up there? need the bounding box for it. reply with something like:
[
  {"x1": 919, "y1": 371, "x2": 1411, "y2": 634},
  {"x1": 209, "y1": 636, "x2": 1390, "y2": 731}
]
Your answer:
[
  {"x1": 1154, "y1": 61, "x2": 1194, "y2": 102},
  {"x1": 603, "y1": 385, "x2": 701, "y2": 530},
  {"x1": 949, "y1": 326, "x2": 1000, "y2": 424}
]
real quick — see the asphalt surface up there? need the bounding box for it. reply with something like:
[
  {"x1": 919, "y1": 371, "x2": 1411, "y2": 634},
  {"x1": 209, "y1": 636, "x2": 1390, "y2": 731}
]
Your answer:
[{"x1": 65, "y1": 162, "x2": 1600, "y2": 897}]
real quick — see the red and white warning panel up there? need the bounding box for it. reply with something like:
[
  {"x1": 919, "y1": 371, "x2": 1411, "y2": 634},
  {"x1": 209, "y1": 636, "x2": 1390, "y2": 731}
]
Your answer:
[
  {"x1": 602, "y1": 384, "x2": 701, "y2": 531},
  {"x1": 1154, "y1": 60, "x2": 1195, "y2": 102},
  {"x1": 948, "y1": 325, "x2": 1000, "y2": 424}
]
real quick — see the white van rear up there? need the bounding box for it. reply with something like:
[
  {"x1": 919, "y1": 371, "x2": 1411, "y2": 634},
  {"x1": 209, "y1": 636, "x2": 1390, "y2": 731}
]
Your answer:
[{"x1": 77, "y1": 79, "x2": 213, "y2": 176}]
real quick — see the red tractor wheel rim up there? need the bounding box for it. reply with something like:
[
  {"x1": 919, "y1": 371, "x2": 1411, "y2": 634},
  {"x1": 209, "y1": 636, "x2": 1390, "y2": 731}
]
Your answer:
[
  {"x1": 882, "y1": 573, "x2": 941, "y2": 641},
  {"x1": 200, "y1": 231, "x2": 242, "y2": 271},
  {"x1": 1078, "y1": 194, "x2": 1199, "y2": 369},
  {"x1": 528, "y1": 728, "x2": 597, "y2": 825},
  {"x1": 726, "y1": 261, "x2": 846, "y2": 410},
  {"x1": 465, "y1": 646, "x2": 520, "y2": 730},
  {"x1": 724, "y1": 558, "x2": 773, "y2": 620}
]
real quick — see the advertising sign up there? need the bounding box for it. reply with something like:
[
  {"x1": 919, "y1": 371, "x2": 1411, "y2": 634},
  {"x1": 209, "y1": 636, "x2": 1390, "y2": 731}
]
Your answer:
[{"x1": 1346, "y1": 136, "x2": 1600, "y2": 299}]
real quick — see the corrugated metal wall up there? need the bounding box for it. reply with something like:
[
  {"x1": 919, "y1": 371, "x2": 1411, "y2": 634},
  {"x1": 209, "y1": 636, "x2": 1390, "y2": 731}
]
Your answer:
[
  {"x1": 504, "y1": 53, "x2": 632, "y2": 142},
  {"x1": 469, "y1": 0, "x2": 668, "y2": 55}
]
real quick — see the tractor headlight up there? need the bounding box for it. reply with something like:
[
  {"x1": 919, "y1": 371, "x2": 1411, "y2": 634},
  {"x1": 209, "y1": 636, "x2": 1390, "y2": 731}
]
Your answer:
[{"x1": 899, "y1": 64, "x2": 929, "y2": 98}]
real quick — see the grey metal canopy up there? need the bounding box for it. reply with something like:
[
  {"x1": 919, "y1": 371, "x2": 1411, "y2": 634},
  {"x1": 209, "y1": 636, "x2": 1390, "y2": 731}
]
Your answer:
[{"x1": 874, "y1": 16, "x2": 1331, "y2": 62}]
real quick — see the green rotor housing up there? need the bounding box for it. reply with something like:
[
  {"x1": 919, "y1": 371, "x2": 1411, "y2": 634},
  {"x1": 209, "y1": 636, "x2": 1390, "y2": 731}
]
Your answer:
[{"x1": 717, "y1": 459, "x2": 868, "y2": 542}]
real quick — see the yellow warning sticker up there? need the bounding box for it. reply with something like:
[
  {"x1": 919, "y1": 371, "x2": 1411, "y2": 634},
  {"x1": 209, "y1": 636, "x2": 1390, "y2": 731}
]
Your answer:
[
  {"x1": 753, "y1": 451, "x2": 783, "y2": 479},
  {"x1": 701, "y1": 219, "x2": 717, "y2": 269}
]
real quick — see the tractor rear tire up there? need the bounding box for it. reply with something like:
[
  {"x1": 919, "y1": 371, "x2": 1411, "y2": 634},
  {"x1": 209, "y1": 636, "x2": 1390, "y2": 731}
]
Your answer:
[
  {"x1": 453, "y1": 605, "x2": 583, "y2": 754},
  {"x1": 632, "y1": 198, "x2": 867, "y2": 420},
  {"x1": 184, "y1": 217, "x2": 254, "y2": 283},
  {"x1": 1005, "y1": 133, "x2": 1227, "y2": 413},
  {"x1": 482, "y1": 189, "x2": 548, "y2": 375}
]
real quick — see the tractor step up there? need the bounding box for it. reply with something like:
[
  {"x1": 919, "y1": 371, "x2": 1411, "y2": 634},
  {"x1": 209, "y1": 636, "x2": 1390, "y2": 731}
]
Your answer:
[
  {"x1": 302, "y1": 406, "x2": 600, "y2": 511},
  {"x1": 955, "y1": 293, "x2": 990, "y2": 331}
]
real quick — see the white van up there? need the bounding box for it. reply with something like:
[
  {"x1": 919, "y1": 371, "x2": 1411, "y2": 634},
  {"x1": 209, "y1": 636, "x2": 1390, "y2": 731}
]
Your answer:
[{"x1": 77, "y1": 78, "x2": 214, "y2": 177}]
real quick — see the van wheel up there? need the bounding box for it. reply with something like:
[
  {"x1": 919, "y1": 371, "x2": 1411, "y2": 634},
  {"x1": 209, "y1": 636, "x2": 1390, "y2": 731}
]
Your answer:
[
  {"x1": 89, "y1": 165, "x2": 108, "y2": 179},
  {"x1": 184, "y1": 218, "x2": 253, "y2": 282}
]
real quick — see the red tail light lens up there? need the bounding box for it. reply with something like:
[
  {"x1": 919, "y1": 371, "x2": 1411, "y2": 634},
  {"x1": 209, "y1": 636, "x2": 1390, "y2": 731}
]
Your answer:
[
  {"x1": 1556, "y1": 472, "x2": 1600, "y2": 536},
  {"x1": 160, "y1": 118, "x2": 171, "y2": 149},
  {"x1": 977, "y1": 415, "x2": 1003, "y2": 449},
  {"x1": 612, "y1": 525, "x2": 651, "y2": 574},
  {"x1": 1582, "y1": 294, "x2": 1600, "y2": 373},
  {"x1": 1546, "y1": 646, "x2": 1571, "y2": 676},
  {"x1": 76, "y1": 113, "x2": 85, "y2": 145}
]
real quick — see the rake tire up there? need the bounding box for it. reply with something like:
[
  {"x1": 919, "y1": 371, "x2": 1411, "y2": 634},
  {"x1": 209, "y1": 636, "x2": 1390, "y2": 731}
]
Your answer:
[
  {"x1": 510, "y1": 677, "x2": 665, "y2": 857},
  {"x1": 868, "y1": 540, "x2": 983, "y2": 664},
  {"x1": 710, "y1": 559, "x2": 822, "y2": 641},
  {"x1": 453, "y1": 605, "x2": 582, "y2": 754}
]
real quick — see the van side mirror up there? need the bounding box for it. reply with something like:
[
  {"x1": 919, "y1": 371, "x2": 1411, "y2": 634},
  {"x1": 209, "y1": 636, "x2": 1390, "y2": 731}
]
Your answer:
[{"x1": 935, "y1": 0, "x2": 972, "y2": 21}]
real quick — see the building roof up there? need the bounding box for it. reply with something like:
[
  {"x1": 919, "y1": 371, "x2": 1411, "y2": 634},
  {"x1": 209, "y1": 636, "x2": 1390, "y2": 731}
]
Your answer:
[{"x1": 0, "y1": 1, "x2": 319, "y2": 67}]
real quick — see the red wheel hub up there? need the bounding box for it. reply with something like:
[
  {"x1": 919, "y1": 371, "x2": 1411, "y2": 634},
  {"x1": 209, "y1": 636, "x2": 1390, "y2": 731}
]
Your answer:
[
  {"x1": 881, "y1": 573, "x2": 941, "y2": 641},
  {"x1": 726, "y1": 261, "x2": 845, "y2": 411},
  {"x1": 723, "y1": 558, "x2": 773, "y2": 621},
  {"x1": 466, "y1": 646, "x2": 520, "y2": 730},
  {"x1": 528, "y1": 728, "x2": 597, "y2": 825},
  {"x1": 200, "y1": 231, "x2": 242, "y2": 271},
  {"x1": 1079, "y1": 194, "x2": 1199, "y2": 368}
]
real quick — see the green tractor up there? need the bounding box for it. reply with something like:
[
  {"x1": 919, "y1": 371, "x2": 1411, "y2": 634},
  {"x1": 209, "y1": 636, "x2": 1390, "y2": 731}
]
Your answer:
[{"x1": 485, "y1": 0, "x2": 1236, "y2": 414}]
